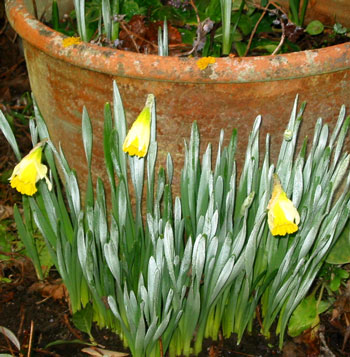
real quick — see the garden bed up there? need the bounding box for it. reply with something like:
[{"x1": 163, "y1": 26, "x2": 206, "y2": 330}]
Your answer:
[{"x1": 1, "y1": 4, "x2": 350, "y2": 356}]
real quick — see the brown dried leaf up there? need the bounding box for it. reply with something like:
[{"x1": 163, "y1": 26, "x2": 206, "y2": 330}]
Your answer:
[
  {"x1": 148, "y1": 21, "x2": 182, "y2": 44},
  {"x1": 29, "y1": 279, "x2": 68, "y2": 301},
  {"x1": 0, "y1": 205, "x2": 14, "y2": 220}
]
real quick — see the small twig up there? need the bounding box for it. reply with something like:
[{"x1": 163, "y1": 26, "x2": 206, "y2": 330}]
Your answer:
[
  {"x1": 0, "y1": 250, "x2": 22, "y2": 258},
  {"x1": 118, "y1": 22, "x2": 140, "y2": 53},
  {"x1": 31, "y1": 0, "x2": 38, "y2": 19},
  {"x1": 0, "y1": 17, "x2": 8, "y2": 35},
  {"x1": 17, "y1": 306, "x2": 26, "y2": 338},
  {"x1": 27, "y1": 321, "x2": 34, "y2": 357},
  {"x1": 244, "y1": 1, "x2": 271, "y2": 56},
  {"x1": 189, "y1": 0, "x2": 201, "y2": 26},
  {"x1": 320, "y1": 331, "x2": 336, "y2": 357},
  {"x1": 244, "y1": 1, "x2": 288, "y2": 56},
  {"x1": 342, "y1": 325, "x2": 350, "y2": 352},
  {"x1": 180, "y1": 0, "x2": 204, "y2": 56},
  {"x1": 118, "y1": 21, "x2": 159, "y2": 53},
  {"x1": 255, "y1": 305, "x2": 263, "y2": 328},
  {"x1": 180, "y1": 17, "x2": 214, "y2": 57},
  {"x1": 63, "y1": 314, "x2": 83, "y2": 340},
  {"x1": 36, "y1": 295, "x2": 51, "y2": 305},
  {"x1": 272, "y1": 15, "x2": 285, "y2": 55},
  {"x1": 39, "y1": 2, "x2": 52, "y2": 23},
  {"x1": 0, "y1": 59, "x2": 25, "y2": 79},
  {"x1": 248, "y1": 1, "x2": 288, "y2": 18},
  {"x1": 229, "y1": 350, "x2": 254, "y2": 356},
  {"x1": 159, "y1": 337, "x2": 163, "y2": 357},
  {"x1": 10, "y1": 32, "x2": 18, "y2": 44},
  {"x1": 32, "y1": 348, "x2": 62, "y2": 356}
]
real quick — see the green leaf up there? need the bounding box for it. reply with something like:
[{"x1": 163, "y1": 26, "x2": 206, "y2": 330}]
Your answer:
[
  {"x1": 329, "y1": 275, "x2": 341, "y2": 291},
  {"x1": 45, "y1": 339, "x2": 93, "y2": 348},
  {"x1": 122, "y1": 0, "x2": 144, "y2": 20},
  {"x1": 333, "y1": 23, "x2": 347, "y2": 35},
  {"x1": 102, "y1": 0, "x2": 112, "y2": 41},
  {"x1": 179, "y1": 27, "x2": 196, "y2": 45},
  {"x1": 305, "y1": 20, "x2": 324, "y2": 35},
  {"x1": 52, "y1": 0, "x2": 60, "y2": 30},
  {"x1": 72, "y1": 303, "x2": 93, "y2": 337},
  {"x1": 0, "y1": 110, "x2": 21, "y2": 160},
  {"x1": 252, "y1": 40, "x2": 277, "y2": 54},
  {"x1": 82, "y1": 106, "x2": 93, "y2": 168},
  {"x1": 288, "y1": 294, "x2": 330, "y2": 337},
  {"x1": 236, "y1": 14, "x2": 252, "y2": 36},
  {"x1": 205, "y1": 0, "x2": 221, "y2": 22},
  {"x1": 338, "y1": 269, "x2": 349, "y2": 279},
  {"x1": 250, "y1": 12, "x2": 273, "y2": 33},
  {"x1": 330, "y1": 268, "x2": 349, "y2": 291},
  {"x1": 234, "y1": 41, "x2": 247, "y2": 57},
  {"x1": 13, "y1": 204, "x2": 44, "y2": 279},
  {"x1": 220, "y1": 0, "x2": 233, "y2": 55},
  {"x1": 326, "y1": 224, "x2": 350, "y2": 264},
  {"x1": 0, "y1": 326, "x2": 20, "y2": 350}
]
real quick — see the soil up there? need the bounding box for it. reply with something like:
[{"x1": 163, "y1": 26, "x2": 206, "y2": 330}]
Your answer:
[
  {"x1": 1, "y1": 3, "x2": 350, "y2": 357},
  {"x1": 0, "y1": 259, "x2": 348, "y2": 356}
]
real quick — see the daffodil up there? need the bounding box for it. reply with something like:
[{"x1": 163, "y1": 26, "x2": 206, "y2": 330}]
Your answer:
[
  {"x1": 267, "y1": 174, "x2": 300, "y2": 236},
  {"x1": 122, "y1": 94, "x2": 154, "y2": 158},
  {"x1": 9, "y1": 142, "x2": 52, "y2": 196}
]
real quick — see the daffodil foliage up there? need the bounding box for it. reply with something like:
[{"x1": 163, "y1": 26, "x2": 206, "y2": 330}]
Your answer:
[{"x1": 1, "y1": 86, "x2": 350, "y2": 356}]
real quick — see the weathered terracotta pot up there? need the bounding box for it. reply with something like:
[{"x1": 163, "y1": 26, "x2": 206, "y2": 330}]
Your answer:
[{"x1": 5, "y1": 0, "x2": 350, "y2": 190}]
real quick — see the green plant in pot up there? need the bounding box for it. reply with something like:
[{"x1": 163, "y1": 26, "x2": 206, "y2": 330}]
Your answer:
[{"x1": 52, "y1": 0, "x2": 349, "y2": 57}]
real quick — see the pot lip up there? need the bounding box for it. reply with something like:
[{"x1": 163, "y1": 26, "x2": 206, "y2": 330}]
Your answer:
[{"x1": 6, "y1": 0, "x2": 350, "y2": 84}]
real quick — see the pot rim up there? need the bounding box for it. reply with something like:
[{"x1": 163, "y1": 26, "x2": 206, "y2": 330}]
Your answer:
[{"x1": 5, "y1": 0, "x2": 350, "y2": 84}]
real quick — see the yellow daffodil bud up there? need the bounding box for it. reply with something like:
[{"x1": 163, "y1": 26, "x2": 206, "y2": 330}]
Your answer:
[
  {"x1": 267, "y1": 174, "x2": 300, "y2": 236},
  {"x1": 122, "y1": 94, "x2": 154, "y2": 158},
  {"x1": 9, "y1": 142, "x2": 52, "y2": 196}
]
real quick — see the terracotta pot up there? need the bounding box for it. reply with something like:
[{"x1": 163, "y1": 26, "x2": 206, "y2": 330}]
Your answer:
[{"x1": 5, "y1": 0, "x2": 350, "y2": 191}]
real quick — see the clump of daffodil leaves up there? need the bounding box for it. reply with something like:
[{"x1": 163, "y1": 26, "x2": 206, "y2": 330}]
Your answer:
[{"x1": 1, "y1": 84, "x2": 350, "y2": 357}]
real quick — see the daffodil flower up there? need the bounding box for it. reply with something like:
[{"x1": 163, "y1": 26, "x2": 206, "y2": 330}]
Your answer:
[
  {"x1": 267, "y1": 174, "x2": 300, "y2": 236},
  {"x1": 123, "y1": 94, "x2": 154, "y2": 158},
  {"x1": 9, "y1": 142, "x2": 52, "y2": 196}
]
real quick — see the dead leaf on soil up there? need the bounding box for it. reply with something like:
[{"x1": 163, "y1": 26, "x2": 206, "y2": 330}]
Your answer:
[
  {"x1": 0, "y1": 291, "x2": 14, "y2": 304},
  {"x1": 28, "y1": 279, "x2": 68, "y2": 301},
  {"x1": 282, "y1": 340, "x2": 307, "y2": 357},
  {"x1": 208, "y1": 345, "x2": 220, "y2": 357},
  {"x1": 293, "y1": 327, "x2": 321, "y2": 356},
  {"x1": 81, "y1": 346, "x2": 129, "y2": 356},
  {"x1": 0, "y1": 205, "x2": 14, "y2": 221}
]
